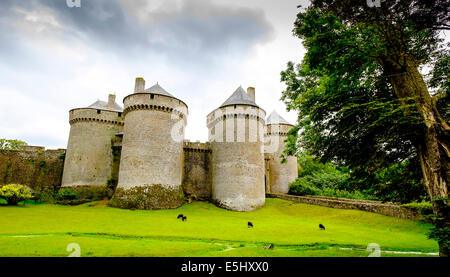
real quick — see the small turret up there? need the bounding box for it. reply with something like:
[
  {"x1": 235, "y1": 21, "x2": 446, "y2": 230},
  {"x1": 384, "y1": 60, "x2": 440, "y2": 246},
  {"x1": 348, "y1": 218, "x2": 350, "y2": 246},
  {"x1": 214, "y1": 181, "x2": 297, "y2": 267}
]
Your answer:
[{"x1": 264, "y1": 110, "x2": 298, "y2": 194}]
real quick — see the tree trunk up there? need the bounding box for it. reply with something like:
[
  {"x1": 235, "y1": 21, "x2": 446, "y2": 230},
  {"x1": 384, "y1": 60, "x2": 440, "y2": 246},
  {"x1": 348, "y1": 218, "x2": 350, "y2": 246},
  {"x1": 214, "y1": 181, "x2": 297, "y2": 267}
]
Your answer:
[{"x1": 382, "y1": 55, "x2": 450, "y2": 257}]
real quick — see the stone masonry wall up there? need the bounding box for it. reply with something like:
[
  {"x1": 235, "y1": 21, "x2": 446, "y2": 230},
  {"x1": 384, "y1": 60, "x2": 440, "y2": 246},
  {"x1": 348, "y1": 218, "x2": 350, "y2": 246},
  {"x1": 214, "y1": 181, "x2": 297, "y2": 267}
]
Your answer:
[
  {"x1": 182, "y1": 142, "x2": 212, "y2": 200},
  {"x1": 267, "y1": 193, "x2": 422, "y2": 221},
  {"x1": 0, "y1": 148, "x2": 66, "y2": 191}
]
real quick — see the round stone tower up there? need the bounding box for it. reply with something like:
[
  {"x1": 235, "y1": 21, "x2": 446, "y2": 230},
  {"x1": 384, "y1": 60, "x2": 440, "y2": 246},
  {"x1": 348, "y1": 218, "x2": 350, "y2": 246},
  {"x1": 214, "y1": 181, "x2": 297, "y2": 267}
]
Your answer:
[
  {"x1": 111, "y1": 77, "x2": 188, "y2": 210},
  {"x1": 62, "y1": 94, "x2": 124, "y2": 189},
  {"x1": 264, "y1": 110, "x2": 298, "y2": 194},
  {"x1": 207, "y1": 86, "x2": 266, "y2": 211}
]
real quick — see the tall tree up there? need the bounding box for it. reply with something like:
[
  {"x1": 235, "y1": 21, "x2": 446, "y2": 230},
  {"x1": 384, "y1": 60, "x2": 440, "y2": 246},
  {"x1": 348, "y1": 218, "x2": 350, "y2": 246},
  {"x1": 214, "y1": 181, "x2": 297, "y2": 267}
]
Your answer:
[{"x1": 281, "y1": 0, "x2": 449, "y2": 256}]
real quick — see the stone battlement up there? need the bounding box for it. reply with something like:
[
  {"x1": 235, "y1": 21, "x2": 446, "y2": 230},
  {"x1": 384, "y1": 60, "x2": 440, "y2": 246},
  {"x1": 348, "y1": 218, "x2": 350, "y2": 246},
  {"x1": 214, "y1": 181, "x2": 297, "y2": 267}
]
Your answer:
[{"x1": 183, "y1": 141, "x2": 211, "y2": 153}]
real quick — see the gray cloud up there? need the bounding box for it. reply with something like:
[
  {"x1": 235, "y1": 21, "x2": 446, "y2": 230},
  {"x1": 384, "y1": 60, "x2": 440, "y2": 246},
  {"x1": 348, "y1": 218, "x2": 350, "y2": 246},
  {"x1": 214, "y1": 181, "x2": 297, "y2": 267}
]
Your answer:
[{"x1": 0, "y1": 0, "x2": 274, "y2": 64}]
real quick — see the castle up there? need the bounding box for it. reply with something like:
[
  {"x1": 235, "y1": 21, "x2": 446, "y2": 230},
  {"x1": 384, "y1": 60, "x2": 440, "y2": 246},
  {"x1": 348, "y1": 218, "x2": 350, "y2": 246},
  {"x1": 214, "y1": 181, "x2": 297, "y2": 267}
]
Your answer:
[{"x1": 61, "y1": 77, "x2": 297, "y2": 211}]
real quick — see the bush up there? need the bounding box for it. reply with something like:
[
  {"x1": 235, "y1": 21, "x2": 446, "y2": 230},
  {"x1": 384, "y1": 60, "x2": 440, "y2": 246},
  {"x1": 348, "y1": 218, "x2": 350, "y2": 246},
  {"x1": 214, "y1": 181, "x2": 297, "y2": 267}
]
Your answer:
[
  {"x1": 296, "y1": 155, "x2": 350, "y2": 190},
  {"x1": 54, "y1": 186, "x2": 109, "y2": 205},
  {"x1": 288, "y1": 180, "x2": 321, "y2": 196},
  {"x1": 402, "y1": 201, "x2": 434, "y2": 215},
  {"x1": 0, "y1": 184, "x2": 33, "y2": 205},
  {"x1": 56, "y1": 188, "x2": 78, "y2": 201}
]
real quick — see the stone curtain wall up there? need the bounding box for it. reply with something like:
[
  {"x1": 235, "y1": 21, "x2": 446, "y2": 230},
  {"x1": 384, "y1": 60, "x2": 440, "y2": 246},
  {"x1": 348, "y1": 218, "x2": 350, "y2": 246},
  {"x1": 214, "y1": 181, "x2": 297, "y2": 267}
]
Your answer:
[
  {"x1": 267, "y1": 193, "x2": 422, "y2": 221},
  {"x1": 0, "y1": 148, "x2": 66, "y2": 191},
  {"x1": 182, "y1": 142, "x2": 212, "y2": 200}
]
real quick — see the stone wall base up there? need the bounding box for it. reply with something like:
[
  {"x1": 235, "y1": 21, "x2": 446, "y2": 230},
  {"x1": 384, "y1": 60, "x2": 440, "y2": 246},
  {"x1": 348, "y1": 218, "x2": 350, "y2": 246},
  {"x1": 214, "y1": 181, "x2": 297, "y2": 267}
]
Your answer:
[
  {"x1": 110, "y1": 184, "x2": 185, "y2": 210},
  {"x1": 267, "y1": 193, "x2": 423, "y2": 221}
]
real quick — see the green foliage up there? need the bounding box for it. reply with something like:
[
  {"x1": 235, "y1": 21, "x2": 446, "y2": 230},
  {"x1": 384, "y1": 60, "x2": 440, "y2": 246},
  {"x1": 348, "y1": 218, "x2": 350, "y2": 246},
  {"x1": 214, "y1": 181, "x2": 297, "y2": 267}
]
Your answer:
[
  {"x1": 288, "y1": 180, "x2": 321, "y2": 196},
  {"x1": 56, "y1": 188, "x2": 78, "y2": 201},
  {"x1": 297, "y1": 155, "x2": 350, "y2": 189},
  {"x1": 58, "y1": 153, "x2": 66, "y2": 160},
  {"x1": 55, "y1": 186, "x2": 109, "y2": 205},
  {"x1": 0, "y1": 184, "x2": 33, "y2": 205},
  {"x1": 0, "y1": 139, "x2": 28, "y2": 150},
  {"x1": 289, "y1": 155, "x2": 373, "y2": 200},
  {"x1": 288, "y1": 180, "x2": 375, "y2": 200},
  {"x1": 35, "y1": 187, "x2": 58, "y2": 203},
  {"x1": 402, "y1": 201, "x2": 434, "y2": 215},
  {"x1": 369, "y1": 161, "x2": 427, "y2": 203}
]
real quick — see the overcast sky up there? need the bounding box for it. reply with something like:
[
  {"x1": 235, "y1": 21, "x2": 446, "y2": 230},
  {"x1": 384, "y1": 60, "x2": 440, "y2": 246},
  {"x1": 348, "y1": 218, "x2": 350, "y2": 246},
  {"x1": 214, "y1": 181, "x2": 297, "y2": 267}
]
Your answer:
[{"x1": 0, "y1": 0, "x2": 308, "y2": 149}]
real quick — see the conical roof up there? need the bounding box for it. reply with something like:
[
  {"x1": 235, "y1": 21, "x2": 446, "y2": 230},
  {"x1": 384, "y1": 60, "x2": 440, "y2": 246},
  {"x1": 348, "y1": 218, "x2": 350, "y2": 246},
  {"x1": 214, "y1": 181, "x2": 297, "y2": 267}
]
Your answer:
[
  {"x1": 266, "y1": 110, "x2": 292, "y2": 125},
  {"x1": 88, "y1": 100, "x2": 123, "y2": 112},
  {"x1": 142, "y1": 83, "x2": 174, "y2": 97},
  {"x1": 220, "y1": 86, "x2": 259, "y2": 108}
]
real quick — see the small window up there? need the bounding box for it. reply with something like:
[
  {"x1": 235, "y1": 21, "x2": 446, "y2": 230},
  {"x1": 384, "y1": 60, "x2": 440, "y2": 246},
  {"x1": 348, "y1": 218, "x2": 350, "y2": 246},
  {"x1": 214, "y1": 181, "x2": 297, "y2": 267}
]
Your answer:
[
  {"x1": 118, "y1": 112, "x2": 122, "y2": 117},
  {"x1": 97, "y1": 110, "x2": 101, "y2": 114},
  {"x1": 150, "y1": 94, "x2": 155, "y2": 99},
  {"x1": 234, "y1": 105, "x2": 236, "y2": 109}
]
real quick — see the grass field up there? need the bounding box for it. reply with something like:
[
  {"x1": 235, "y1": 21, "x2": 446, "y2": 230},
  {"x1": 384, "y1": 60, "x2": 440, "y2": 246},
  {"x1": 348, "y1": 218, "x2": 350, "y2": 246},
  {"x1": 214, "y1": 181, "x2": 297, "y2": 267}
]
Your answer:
[{"x1": 0, "y1": 198, "x2": 439, "y2": 257}]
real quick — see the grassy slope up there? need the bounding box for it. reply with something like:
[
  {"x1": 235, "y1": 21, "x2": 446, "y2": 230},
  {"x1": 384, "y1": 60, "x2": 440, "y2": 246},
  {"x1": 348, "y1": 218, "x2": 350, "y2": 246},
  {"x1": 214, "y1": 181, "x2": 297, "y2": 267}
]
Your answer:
[{"x1": 0, "y1": 198, "x2": 438, "y2": 257}]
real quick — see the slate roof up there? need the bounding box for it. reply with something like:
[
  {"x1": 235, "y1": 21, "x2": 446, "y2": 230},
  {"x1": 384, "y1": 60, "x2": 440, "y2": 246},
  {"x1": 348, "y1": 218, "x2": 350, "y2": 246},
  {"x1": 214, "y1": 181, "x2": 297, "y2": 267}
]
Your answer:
[
  {"x1": 142, "y1": 83, "x2": 174, "y2": 97},
  {"x1": 88, "y1": 100, "x2": 123, "y2": 112},
  {"x1": 266, "y1": 110, "x2": 292, "y2": 125},
  {"x1": 220, "y1": 86, "x2": 259, "y2": 108}
]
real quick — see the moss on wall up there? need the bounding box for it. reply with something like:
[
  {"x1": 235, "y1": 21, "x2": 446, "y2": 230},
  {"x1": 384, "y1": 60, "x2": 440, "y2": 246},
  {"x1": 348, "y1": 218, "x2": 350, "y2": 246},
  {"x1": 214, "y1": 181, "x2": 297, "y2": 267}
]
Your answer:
[
  {"x1": 182, "y1": 145, "x2": 212, "y2": 200},
  {"x1": 0, "y1": 149, "x2": 65, "y2": 192},
  {"x1": 109, "y1": 184, "x2": 185, "y2": 210}
]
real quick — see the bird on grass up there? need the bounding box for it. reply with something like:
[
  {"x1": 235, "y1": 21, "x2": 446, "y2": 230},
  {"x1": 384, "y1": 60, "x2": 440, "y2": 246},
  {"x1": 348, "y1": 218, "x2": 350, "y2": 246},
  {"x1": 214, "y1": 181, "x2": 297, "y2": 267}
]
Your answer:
[
  {"x1": 177, "y1": 214, "x2": 183, "y2": 219},
  {"x1": 182, "y1": 216, "x2": 187, "y2": 221},
  {"x1": 319, "y1": 224, "x2": 325, "y2": 230},
  {"x1": 248, "y1": 222, "x2": 253, "y2": 228}
]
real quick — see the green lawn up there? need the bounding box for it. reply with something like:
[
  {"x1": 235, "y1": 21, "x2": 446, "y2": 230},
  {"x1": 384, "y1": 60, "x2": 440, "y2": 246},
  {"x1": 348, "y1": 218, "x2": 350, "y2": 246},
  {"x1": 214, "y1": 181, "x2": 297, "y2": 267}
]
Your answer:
[{"x1": 0, "y1": 198, "x2": 438, "y2": 257}]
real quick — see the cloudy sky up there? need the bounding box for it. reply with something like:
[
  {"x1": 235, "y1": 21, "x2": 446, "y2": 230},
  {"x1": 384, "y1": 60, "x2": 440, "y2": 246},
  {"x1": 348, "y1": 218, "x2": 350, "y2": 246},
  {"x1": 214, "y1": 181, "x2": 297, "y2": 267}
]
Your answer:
[{"x1": 0, "y1": 0, "x2": 308, "y2": 149}]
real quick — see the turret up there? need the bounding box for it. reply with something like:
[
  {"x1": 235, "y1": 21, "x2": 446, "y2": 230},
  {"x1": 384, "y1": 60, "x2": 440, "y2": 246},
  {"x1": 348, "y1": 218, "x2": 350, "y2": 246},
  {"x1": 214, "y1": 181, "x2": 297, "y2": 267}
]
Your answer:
[
  {"x1": 111, "y1": 77, "x2": 188, "y2": 210},
  {"x1": 207, "y1": 86, "x2": 266, "y2": 211},
  {"x1": 264, "y1": 110, "x2": 298, "y2": 194},
  {"x1": 61, "y1": 94, "x2": 124, "y2": 192}
]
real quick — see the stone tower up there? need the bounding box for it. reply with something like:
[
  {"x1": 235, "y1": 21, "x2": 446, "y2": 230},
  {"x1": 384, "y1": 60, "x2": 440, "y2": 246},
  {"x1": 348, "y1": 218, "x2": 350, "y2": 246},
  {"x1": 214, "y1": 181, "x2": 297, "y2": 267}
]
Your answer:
[
  {"x1": 207, "y1": 86, "x2": 266, "y2": 211},
  {"x1": 264, "y1": 110, "x2": 298, "y2": 194},
  {"x1": 111, "y1": 77, "x2": 188, "y2": 209},
  {"x1": 61, "y1": 94, "x2": 124, "y2": 188}
]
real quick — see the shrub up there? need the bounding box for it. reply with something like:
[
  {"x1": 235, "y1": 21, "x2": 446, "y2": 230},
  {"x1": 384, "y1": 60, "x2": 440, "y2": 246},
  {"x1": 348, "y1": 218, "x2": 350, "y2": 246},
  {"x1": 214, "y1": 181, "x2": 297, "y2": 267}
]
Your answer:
[
  {"x1": 288, "y1": 180, "x2": 321, "y2": 196},
  {"x1": 296, "y1": 155, "x2": 350, "y2": 190},
  {"x1": 0, "y1": 184, "x2": 33, "y2": 205},
  {"x1": 402, "y1": 201, "x2": 434, "y2": 215},
  {"x1": 56, "y1": 188, "x2": 78, "y2": 201},
  {"x1": 55, "y1": 186, "x2": 109, "y2": 205},
  {"x1": 288, "y1": 179, "x2": 375, "y2": 200}
]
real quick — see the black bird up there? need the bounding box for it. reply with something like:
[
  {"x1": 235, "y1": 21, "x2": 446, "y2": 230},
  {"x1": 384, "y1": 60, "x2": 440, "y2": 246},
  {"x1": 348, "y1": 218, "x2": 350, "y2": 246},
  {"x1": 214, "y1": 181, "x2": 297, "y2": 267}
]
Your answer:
[
  {"x1": 319, "y1": 224, "x2": 325, "y2": 230},
  {"x1": 177, "y1": 214, "x2": 183, "y2": 219},
  {"x1": 182, "y1": 216, "x2": 187, "y2": 221},
  {"x1": 248, "y1": 222, "x2": 253, "y2": 228}
]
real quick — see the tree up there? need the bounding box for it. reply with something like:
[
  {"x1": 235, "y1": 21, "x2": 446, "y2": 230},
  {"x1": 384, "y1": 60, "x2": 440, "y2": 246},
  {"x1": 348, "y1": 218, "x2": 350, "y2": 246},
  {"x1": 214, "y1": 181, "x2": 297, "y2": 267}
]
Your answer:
[
  {"x1": 0, "y1": 139, "x2": 28, "y2": 150},
  {"x1": 281, "y1": 0, "x2": 449, "y2": 256}
]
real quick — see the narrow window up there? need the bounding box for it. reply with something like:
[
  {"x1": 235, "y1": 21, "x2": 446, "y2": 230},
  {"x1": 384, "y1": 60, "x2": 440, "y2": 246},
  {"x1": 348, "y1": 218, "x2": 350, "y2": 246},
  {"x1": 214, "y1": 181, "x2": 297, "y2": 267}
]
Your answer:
[
  {"x1": 150, "y1": 94, "x2": 155, "y2": 99},
  {"x1": 97, "y1": 110, "x2": 101, "y2": 114},
  {"x1": 118, "y1": 112, "x2": 122, "y2": 117}
]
